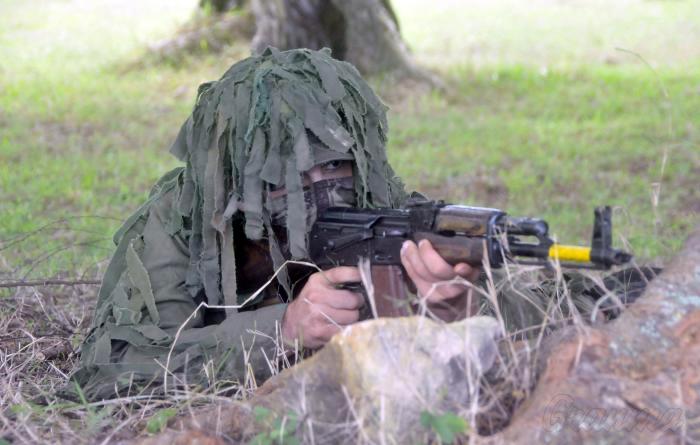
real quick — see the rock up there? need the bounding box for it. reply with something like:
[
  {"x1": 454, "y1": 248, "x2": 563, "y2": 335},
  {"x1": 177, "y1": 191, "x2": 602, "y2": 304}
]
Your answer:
[
  {"x1": 251, "y1": 315, "x2": 501, "y2": 443},
  {"x1": 485, "y1": 226, "x2": 700, "y2": 444},
  {"x1": 136, "y1": 316, "x2": 502, "y2": 444}
]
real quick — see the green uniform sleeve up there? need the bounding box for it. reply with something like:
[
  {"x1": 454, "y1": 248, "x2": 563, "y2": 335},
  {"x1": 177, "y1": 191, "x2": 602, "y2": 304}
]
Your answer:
[{"x1": 71, "y1": 179, "x2": 288, "y2": 401}]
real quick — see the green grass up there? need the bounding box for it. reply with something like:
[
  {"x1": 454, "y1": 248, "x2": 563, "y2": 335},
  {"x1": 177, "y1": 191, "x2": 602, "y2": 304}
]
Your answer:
[
  {"x1": 389, "y1": 66, "x2": 700, "y2": 258},
  {"x1": 1, "y1": 0, "x2": 699, "y2": 281},
  {"x1": 0, "y1": 0, "x2": 239, "y2": 278},
  {"x1": 397, "y1": 0, "x2": 700, "y2": 70}
]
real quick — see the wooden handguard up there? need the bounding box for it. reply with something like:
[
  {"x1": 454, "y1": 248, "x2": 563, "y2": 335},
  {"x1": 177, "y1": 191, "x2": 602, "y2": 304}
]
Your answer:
[{"x1": 413, "y1": 232, "x2": 486, "y2": 267}]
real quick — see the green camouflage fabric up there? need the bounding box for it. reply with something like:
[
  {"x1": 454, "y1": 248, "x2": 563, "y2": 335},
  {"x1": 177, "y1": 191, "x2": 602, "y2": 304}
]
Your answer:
[{"x1": 70, "y1": 48, "x2": 407, "y2": 400}]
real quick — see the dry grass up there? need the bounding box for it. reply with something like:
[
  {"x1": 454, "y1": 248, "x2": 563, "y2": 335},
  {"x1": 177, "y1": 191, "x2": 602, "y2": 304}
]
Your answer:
[
  {"x1": 0, "y1": 230, "x2": 624, "y2": 444},
  {"x1": 0, "y1": 282, "x2": 288, "y2": 444},
  {"x1": 0, "y1": 237, "x2": 308, "y2": 443},
  {"x1": 1, "y1": 282, "x2": 96, "y2": 443}
]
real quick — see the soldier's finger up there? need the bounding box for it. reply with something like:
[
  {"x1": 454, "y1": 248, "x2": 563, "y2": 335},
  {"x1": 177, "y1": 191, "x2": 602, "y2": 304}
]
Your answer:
[
  {"x1": 454, "y1": 263, "x2": 481, "y2": 282},
  {"x1": 401, "y1": 252, "x2": 425, "y2": 290},
  {"x1": 418, "y1": 239, "x2": 459, "y2": 279},
  {"x1": 314, "y1": 306, "x2": 360, "y2": 326},
  {"x1": 454, "y1": 263, "x2": 471, "y2": 277},
  {"x1": 400, "y1": 240, "x2": 435, "y2": 283},
  {"x1": 320, "y1": 266, "x2": 362, "y2": 285},
  {"x1": 318, "y1": 289, "x2": 365, "y2": 310},
  {"x1": 424, "y1": 283, "x2": 467, "y2": 303},
  {"x1": 314, "y1": 323, "x2": 343, "y2": 343},
  {"x1": 404, "y1": 262, "x2": 462, "y2": 301}
]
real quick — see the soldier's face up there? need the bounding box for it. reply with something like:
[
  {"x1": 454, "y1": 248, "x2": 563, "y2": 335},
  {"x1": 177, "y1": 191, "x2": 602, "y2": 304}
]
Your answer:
[
  {"x1": 267, "y1": 160, "x2": 353, "y2": 199},
  {"x1": 266, "y1": 159, "x2": 356, "y2": 229}
]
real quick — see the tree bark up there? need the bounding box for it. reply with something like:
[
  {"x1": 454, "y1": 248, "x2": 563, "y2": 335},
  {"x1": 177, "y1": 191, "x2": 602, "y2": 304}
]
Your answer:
[
  {"x1": 200, "y1": 0, "x2": 243, "y2": 14},
  {"x1": 195, "y1": 0, "x2": 420, "y2": 77}
]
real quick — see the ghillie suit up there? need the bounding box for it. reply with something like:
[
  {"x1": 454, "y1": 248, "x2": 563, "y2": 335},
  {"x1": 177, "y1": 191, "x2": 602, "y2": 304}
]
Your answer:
[
  {"x1": 66, "y1": 48, "x2": 653, "y2": 403},
  {"x1": 70, "y1": 48, "x2": 406, "y2": 400}
]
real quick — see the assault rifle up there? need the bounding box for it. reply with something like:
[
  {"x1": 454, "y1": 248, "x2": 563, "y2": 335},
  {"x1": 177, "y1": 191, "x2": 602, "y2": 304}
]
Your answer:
[{"x1": 309, "y1": 201, "x2": 632, "y2": 317}]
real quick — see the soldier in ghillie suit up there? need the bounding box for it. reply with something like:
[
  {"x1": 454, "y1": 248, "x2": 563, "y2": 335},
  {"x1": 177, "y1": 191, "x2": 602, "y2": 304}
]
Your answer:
[{"x1": 71, "y1": 48, "x2": 479, "y2": 400}]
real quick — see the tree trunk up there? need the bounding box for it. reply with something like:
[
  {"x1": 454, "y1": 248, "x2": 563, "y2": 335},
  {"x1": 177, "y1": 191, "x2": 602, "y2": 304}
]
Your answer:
[
  {"x1": 196, "y1": 0, "x2": 419, "y2": 77},
  {"x1": 327, "y1": 0, "x2": 412, "y2": 75},
  {"x1": 200, "y1": 0, "x2": 243, "y2": 14}
]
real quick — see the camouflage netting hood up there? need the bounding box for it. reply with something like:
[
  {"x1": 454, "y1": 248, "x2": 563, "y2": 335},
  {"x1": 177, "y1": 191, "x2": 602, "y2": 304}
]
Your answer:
[{"x1": 168, "y1": 47, "x2": 406, "y2": 306}]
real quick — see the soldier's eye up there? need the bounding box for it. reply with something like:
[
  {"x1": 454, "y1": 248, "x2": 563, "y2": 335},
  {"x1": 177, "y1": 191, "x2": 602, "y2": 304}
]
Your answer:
[{"x1": 322, "y1": 160, "x2": 344, "y2": 171}]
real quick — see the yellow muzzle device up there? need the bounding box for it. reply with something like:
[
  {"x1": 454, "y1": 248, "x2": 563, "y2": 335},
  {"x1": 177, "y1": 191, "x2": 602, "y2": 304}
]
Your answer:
[{"x1": 548, "y1": 244, "x2": 592, "y2": 263}]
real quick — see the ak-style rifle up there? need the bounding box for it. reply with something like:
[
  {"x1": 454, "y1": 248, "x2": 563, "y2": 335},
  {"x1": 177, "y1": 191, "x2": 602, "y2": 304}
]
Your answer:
[{"x1": 309, "y1": 200, "x2": 632, "y2": 317}]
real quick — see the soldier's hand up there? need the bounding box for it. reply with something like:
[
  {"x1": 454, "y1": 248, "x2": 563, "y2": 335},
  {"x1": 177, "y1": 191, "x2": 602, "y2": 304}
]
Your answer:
[
  {"x1": 400, "y1": 239, "x2": 480, "y2": 304},
  {"x1": 281, "y1": 266, "x2": 364, "y2": 349}
]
